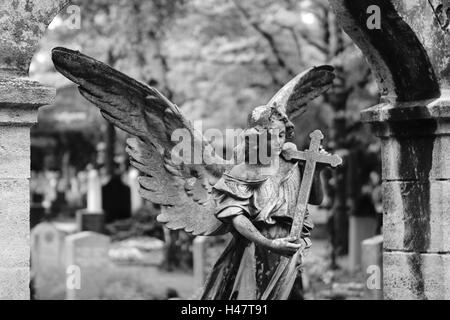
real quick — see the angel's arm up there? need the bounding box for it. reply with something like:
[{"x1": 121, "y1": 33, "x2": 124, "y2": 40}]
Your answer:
[
  {"x1": 227, "y1": 211, "x2": 302, "y2": 256},
  {"x1": 231, "y1": 214, "x2": 272, "y2": 248}
]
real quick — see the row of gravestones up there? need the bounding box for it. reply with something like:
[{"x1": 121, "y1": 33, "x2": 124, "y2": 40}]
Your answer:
[
  {"x1": 31, "y1": 221, "x2": 382, "y2": 299},
  {"x1": 31, "y1": 221, "x2": 230, "y2": 300},
  {"x1": 31, "y1": 222, "x2": 111, "y2": 300}
]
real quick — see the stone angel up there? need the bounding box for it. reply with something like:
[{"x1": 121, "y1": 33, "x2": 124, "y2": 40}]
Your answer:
[{"x1": 51, "y1": 47, "x2": 335, "y2": 300}]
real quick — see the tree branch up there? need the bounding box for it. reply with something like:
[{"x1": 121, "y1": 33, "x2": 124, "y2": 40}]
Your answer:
[
  {"x1": 231, "y1": 0, "x2": 295, "y2": 77},
  {"x1": 294, "y1": 27, "x2": 328, "y2": 55}
]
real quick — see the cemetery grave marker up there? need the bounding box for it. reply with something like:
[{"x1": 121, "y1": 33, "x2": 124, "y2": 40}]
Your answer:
[{"x1": 64, "y1": 231, "x2": 111, "y2": 300}]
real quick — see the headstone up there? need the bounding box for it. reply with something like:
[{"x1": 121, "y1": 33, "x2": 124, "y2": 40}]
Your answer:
[
  {"x1": 30, "y1": 193, "x2": 46, "y2": 229},
  {"x1": 64, "y1": 231, "x2": 111, "y2": 300},
  {"x1": 128, "y1": 168, "x2": 143, "y2": 214},
  {"x1": 87, "y1": 168, "x2": 102, "y2": 213},
  {"x1": 193, "y1": 235, "x2": 231, "y2": 288},
  {"x1": 31, "y1": 222, "x2": 71, "y2": 299},
  {"x1": 76, "y1": 169, "x2": 104, "y2": 233},
  {"x1": 361, "y1": 235, "x2": 383, "y2": 300},
  {"x1": 348, "y1": 216, "x2": 377, "y2": 271},
  {"x1": 102, "y1": 175, "x2": 131, "y2": 223}
]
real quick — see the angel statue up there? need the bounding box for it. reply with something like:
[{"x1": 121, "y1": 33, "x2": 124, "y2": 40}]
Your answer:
[{"x1": 52, "y1": 47, "x2": 336, "y2": 300}]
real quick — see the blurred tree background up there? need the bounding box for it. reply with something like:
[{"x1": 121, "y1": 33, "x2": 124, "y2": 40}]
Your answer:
[{"x1": 31, "y1": 0, "x2": 382, "y2": 264}]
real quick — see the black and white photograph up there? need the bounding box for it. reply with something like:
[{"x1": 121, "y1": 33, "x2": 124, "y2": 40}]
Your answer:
[{"x1": 0, "y1": 0, "x2": 449, "y2": 306}]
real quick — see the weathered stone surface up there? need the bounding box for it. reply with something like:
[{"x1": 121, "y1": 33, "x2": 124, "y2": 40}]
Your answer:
[
  {"x1": 361, "y1": 95, "x2": 450, "y2": 123},
  {"x1": 0, "y1": 179, "x2": 29, "y2": 270},
  {"x1": 0, "y1": 244, "x2": 29, "y2": 269},
  {"x1": 384, "y1": 251, "x2": 450, "y2": 300},
  {"x1": 381, "y1": 134, "x2": 450, "y2": 181},
  {"x1": 0, "y1": 77, "x2": 55, "y2": 110},
  {"x1": 0, "y1": 267, "x2": 29, "y2": 300},
  {"x1": 0, "y1": 179, "x2": 29, "y2": 240},
  {"x1": 0, "y1": 127, "x2": 30, "y2": 179},
  {"x1": 329, "y1": 0, "x2": 440, "y2": 103},
  {"x1": 393, "y1": 1, "x2": 450, "y2": 89},
  {"x1": 0, "y1": 0, "x2": 69, "y2": 74},
  {"x1": 383, "y1": 180, "x2": 450, "y2": 252},
  {"x1": 0, "y1": 0, "x2": 66, "y2": 301},
  {"x1": 330, "y1": 0, "x2": 450, "y2": 300}
]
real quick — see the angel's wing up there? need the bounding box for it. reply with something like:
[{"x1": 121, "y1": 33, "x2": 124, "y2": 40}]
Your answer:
[
  {"x1": 52, "y1": 47, "x2": 229, "y2": 236},
  {"x1": 268, "y1": 65, "x2": 335, "y2": 120}
]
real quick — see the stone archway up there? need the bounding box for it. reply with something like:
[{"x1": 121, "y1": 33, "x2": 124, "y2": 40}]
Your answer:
[
  {"x1": 1, "y1": 0, "x2": 450, "y2": 300},
  {"x1": 330, "y1": 0, "x2": 450, "y2": 299},
  {"x1": 0, "y1": 0, "x2": 68, "y2": 299}
]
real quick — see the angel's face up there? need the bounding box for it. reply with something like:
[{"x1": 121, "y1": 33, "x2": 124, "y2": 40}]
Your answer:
[{"x1": 268, "y1": 119, "x2": 286, "y2": 156}]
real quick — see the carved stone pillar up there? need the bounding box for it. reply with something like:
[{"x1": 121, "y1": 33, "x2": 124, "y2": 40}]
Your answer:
[
  {"x1": 330, "y1": 0, "x2": 450, "y2": 299},
  {"x1": 0, "y1": 0, "x2": 67, "y2": 299}
]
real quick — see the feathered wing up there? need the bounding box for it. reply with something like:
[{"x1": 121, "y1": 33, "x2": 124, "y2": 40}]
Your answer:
[
  {"x1": 52, "y1": 47, "x2": 229, "y2": 236},
  {"x1": 268, "y1": 65, "x2": 335, "y2": 120}
]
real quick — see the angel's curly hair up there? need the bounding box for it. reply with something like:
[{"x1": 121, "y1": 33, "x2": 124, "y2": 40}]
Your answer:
[{"x1": 247, "y1": 105, "x2": 295, "y2": 140}]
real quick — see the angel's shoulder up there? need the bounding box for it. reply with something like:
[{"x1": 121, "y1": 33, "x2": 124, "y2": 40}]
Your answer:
[
  {"x1": 227, "y1": 163, "x2": 267, "y2": 184},
  {"x1": 228, "y1": 163, "x2": 250, "y2": 180}
]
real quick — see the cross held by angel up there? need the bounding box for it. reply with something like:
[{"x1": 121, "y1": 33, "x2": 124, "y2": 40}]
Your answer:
[{"x1": 52, "y1": 47, "x2": 341, "y2": 300}]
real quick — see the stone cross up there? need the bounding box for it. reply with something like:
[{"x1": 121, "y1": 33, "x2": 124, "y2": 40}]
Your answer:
[
  {"x1": 262, "y1": 130, "x2": 342, "y2": 300},
  {"x1": 283, "y1": 130, "x2": 342, "y2": 238},
  {"x1": 0, "y1": 0, "x2": 68, "y2": 299}
]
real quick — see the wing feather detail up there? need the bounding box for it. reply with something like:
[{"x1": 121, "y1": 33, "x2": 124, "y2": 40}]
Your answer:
[
  {"x1": 52, "y1": 47, "x2": 227, "y2": 235},
  {"x1": 268, "y1": 65, "x2": 335, "y2": 120}
]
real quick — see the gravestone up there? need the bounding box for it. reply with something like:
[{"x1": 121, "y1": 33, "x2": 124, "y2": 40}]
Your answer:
[
  {"x1": 30, "y1": 193, "x2": 46, "y2": 229},
  {"x1": 64, "y1": 231, "x2": 111, "y2": 300},
  {"x1": 348, "y1": 216, "x2": 377, "y2": 271},
  {"x1": 193, "y1": 235, "x2": 231, "y2": 289},
  {"x1": 361, "y1": 235, "x2": 383, "y2": 300},
  {"x1": 31, "y1": 221, "x2": 77, "y2": 299},
  {"x1": 128, "y1": 168, "x2": 143, "y2": 214},
  {"x1": 76, "y1": 169, "x2": 104, "y2": 233},
  {"x1": 31, "y1": 222, "x2": 67, "y2": 299},
  {"x1": 0, "y1": 0, "x2": 68, "y2": 299},
  {"x1": 102, "y1": 175, "x2": 131, "y2": 223}
]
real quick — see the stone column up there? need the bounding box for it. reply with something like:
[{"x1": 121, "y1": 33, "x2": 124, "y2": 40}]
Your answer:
[
  {"x1": 0, "y1": 0, "x2": 67, "y2": 299},
  {"x1": 330, "y1": 0, "x2": 450, "y2": 299}
]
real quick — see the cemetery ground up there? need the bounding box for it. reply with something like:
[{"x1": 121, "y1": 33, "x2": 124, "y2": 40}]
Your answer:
[
  {"x1": 32, "y1": 207, "x2": 370, "y2": 300},
  {"x1": 34, "y1": 261, "x2": 196, "y2": 300},
  {"x1": 33, "y1": 241, "x2": 368, "y2": 300}
]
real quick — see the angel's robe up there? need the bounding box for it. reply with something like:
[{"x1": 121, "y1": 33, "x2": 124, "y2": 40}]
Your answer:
[{"x1": 200, "y1": 158, "x2": 318, "y2": 300}]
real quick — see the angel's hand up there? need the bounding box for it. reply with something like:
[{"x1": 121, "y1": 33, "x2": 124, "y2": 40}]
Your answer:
[
  {"x1": 268, "y1": 236, "x2": 304, "y2": 257},
  {"x1": 281, "y1": 142, "x2": 298, "y2": 161}
]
